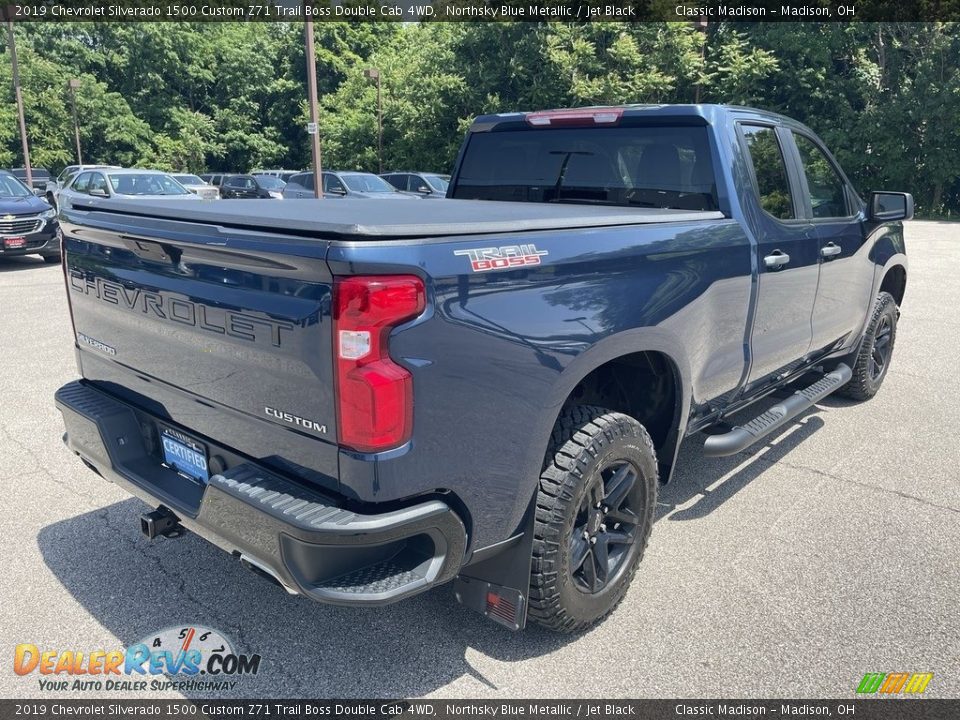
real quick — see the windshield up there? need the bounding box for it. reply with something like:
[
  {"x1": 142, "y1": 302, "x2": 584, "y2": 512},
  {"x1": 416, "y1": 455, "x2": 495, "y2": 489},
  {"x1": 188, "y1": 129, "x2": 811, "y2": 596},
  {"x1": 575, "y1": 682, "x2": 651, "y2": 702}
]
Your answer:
[
  {"x1": 342, "y1": 174, "x2": 395, "y2": 193},
  {"x1": 452, "y1": 126, "x2": 718, "y2": 211},
  {"x1": 0, "y1": 174, "x2": 33, "y2": 198},
  {"x1": 425, "y1": 174, "x2": 450, "y2": 192},
  {"x1": 108, "y1": 173, "x2": 190, "y2": 196},
  {"x1": 173, "y1": 174, "x2": 204, "y2": 185}
]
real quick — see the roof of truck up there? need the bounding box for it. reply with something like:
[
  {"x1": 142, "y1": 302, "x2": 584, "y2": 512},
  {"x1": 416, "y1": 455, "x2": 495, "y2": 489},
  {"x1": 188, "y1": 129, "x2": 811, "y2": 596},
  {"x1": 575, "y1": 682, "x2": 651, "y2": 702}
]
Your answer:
[
  {"x1": 66, "y1": 197, "x2": 726, "y2": 239},
  {"x1": 468, "y1": 103, "x2": 797, "y2": 133}
]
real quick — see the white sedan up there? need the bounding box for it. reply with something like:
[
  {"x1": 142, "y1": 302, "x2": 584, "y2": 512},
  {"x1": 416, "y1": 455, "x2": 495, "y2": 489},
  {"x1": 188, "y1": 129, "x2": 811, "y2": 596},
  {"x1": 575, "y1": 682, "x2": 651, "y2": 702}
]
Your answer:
[
  {"x1": 57, "y1": 169, "x2": 203, "y2": 209},
  {"x1": 171, "y1": 173, "x2": 220, "y2": 200}
]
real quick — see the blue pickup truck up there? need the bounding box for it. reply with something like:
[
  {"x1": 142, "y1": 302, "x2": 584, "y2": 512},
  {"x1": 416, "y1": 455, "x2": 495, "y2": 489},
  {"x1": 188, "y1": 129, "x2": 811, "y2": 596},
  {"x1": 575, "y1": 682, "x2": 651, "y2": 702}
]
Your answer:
[{"x1": 54, "y1": 105, "x2": 911, "y2": 633}]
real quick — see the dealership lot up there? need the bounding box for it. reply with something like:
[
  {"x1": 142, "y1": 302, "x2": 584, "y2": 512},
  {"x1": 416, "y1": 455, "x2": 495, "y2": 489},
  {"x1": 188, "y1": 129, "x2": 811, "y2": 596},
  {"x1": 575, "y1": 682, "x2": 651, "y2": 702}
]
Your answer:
[{"x1": 1, "y1": 220, "x2": 957, "y2": 699}]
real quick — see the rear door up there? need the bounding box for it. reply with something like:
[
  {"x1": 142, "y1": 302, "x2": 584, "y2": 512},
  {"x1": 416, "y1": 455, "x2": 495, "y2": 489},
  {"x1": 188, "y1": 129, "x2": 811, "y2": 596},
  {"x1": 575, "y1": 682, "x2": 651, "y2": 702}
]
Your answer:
[
  {"x1": 738, "y1": 123, "x2": 820, "y2": 391},
  {"x1": 789, "y1": 131, "x2": 873, "y2": 354},
  {"x1": 222, "y1": 176, "x2": 243, "y2": 198}
]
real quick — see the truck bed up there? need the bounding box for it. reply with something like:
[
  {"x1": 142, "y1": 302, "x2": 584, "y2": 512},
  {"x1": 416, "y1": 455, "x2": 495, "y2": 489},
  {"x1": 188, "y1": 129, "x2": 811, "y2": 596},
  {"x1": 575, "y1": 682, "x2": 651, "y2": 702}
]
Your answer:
[{"x1": 69, "y1": 197, "x2": 725, "y2": 239}]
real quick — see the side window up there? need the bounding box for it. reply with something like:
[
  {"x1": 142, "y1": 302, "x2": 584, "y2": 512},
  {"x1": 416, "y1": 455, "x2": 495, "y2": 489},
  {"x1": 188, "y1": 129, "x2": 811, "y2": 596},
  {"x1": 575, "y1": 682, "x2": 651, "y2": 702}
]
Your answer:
[
  {"x1": 323, "y1": 175, "x2": 345, "y2": 194},
  {"x1": 299, "y1": 173, "x2": 314, "y2": 191},
  {"x1": 741, "y1": 126, "x2": 795, "y2": 220},
  {"x1": 794, "y1": 134, "x2": 850, "y2": 219},
  {"x1": 72, "y1": 172, "x2": 92, "y2": 193},
  {"x1": 89, "y1": 173, "x2": 108, "y2": 194}
]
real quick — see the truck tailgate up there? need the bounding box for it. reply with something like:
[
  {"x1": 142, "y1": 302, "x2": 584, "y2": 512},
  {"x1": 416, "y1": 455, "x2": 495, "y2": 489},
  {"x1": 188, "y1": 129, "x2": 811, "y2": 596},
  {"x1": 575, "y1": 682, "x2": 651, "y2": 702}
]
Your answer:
[{"x1": 59, "y1": 207, "x2": 340, "y2": 490}]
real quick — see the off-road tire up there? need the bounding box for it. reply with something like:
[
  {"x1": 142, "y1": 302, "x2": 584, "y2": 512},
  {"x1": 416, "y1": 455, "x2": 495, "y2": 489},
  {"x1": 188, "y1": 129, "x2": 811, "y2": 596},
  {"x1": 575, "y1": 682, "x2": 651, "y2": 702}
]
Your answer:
[
  {"x1": 528, "y1": 405, "x2": 658, "y2": 633},
  {"x1": 838, "y1": 291, "x2": 898, "y2": 401}
]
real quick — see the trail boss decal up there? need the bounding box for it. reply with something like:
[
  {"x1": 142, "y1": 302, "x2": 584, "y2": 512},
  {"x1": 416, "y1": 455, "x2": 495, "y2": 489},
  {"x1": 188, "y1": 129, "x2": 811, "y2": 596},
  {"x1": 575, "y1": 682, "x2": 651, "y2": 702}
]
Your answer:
[{"x1": 454, "y1": 244, "x2": 549, "y2": 272}]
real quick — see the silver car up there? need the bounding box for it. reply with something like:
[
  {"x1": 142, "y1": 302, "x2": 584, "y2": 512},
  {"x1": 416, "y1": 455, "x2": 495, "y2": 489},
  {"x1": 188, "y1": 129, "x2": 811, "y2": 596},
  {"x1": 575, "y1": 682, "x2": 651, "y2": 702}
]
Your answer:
[
  {"x1": 172, "y1": 173, "x2": 220, "y2": 200},
  {"x1": 57, "y1": 169, "x2": 202, "y2": 209},
  {"x1": 45, "y1": 164, "x2": 119, "y2": 207},
  {"x1": 282, "y1": 171, "x2": 418, "y2": 200}
]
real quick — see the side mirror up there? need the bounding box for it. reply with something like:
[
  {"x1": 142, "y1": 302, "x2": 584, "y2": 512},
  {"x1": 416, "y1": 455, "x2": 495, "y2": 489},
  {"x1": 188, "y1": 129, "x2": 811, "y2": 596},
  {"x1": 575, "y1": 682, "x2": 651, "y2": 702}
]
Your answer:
[
  {"x1": 89, "y1": 188, "x2": 108, "y2": 198},
  {"x1": 330, "y1": 187, "x2": 347, "y2": 196},
  {"x1": 33, "y1": 188, "x2": 45, "y2": 197},
  {"x1": 868, "y1": 191, "x2": 914, "y2": 222},
  {"x1": 417, "y1": 185, "x2": 431, "y2": 194}
]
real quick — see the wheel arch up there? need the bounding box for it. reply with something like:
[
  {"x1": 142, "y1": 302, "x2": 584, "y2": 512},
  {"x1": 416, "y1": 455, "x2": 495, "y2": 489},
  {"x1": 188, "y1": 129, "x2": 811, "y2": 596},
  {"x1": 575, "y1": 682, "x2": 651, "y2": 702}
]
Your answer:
[
  {"x1": 542, "y1": 329, "x2": 692, "y2": 485},
  {"x1": 879, "y1": 263, "x2": 907, "y2": 307}
]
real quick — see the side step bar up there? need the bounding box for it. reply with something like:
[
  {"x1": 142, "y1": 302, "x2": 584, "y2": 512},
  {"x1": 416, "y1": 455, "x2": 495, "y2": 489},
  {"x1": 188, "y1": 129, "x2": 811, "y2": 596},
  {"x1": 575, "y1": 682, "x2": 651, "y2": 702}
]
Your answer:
[{"x1": 703, "y1": 363, "x2": 852, "y2": 458}]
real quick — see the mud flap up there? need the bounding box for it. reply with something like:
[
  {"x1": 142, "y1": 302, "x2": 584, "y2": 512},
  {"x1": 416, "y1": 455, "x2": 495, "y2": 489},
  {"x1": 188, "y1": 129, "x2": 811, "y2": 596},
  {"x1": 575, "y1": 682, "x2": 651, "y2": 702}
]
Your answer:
[{"x1": 453, "y1": 494, "x2": 536, "y2": 631}]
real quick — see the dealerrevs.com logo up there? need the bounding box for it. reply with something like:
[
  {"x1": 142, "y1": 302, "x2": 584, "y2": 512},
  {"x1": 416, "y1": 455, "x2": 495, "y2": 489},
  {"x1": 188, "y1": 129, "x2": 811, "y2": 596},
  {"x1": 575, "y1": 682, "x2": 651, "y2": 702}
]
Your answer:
[{"x1": 14, "y1": 625, "x2": 261, "y2": 692}]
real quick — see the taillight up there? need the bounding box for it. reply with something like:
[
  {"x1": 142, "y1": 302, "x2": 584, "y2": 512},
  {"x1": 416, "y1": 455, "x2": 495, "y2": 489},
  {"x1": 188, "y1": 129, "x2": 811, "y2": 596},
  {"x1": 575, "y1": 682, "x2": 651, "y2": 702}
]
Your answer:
[{"x1": 333, "y1": 275, "x2": 425, "y2": 453}]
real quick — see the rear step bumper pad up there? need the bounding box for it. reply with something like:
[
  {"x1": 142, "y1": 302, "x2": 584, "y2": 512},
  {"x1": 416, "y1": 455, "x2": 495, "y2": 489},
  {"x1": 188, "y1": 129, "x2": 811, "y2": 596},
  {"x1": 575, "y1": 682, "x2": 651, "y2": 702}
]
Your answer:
[
  {"x1": 703, "y1": 363, "x2": 853, "y2": 458},
  {"x1": 55, "y1": 380, "x2": 466, "y2": 605}
]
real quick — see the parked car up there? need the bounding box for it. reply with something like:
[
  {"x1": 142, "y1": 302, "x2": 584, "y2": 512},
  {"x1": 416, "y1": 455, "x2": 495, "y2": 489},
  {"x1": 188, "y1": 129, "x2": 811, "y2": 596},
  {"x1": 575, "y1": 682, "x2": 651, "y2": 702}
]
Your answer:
[
  {"x1": 57, "y1": 168, "x2": 201, "y2": 210},
  {"x1": 252, "y1": 169, "x2": 301, "y2": 183},
  {"x1": 171, "y1": 174, "x2": 219, "y2": 200},
  {"x1": 282, "y1": 170, "x2": 416, "y2": 199},
  {"x1": 381, "y1": 171, "x2": 450, "y2": 198},
  {"x1": 54, "y1": 104, "x2": 911, "y2": 633},
  {"x1": 220, "y1": 174, "x2": 285, "y2": 199},
  {"x1": 0, "y1": 170, "x2": 59, "y2": 263},
  {"x1": 45, "y1": 164, "x2": 119, "y2": 208},
  {"x1": 8, "y1": 167, "x2": 52, "y2": 195}
]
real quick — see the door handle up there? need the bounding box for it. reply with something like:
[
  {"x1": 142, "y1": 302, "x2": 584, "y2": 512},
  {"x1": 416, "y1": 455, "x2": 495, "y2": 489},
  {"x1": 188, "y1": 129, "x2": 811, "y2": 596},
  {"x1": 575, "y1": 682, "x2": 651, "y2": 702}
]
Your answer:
[
  {"x1": 763, "y1": 250, "x2": 791, "y2": 269},
  {"x1": 821, "y1": 242, "x2": 842, "y2": 259}
]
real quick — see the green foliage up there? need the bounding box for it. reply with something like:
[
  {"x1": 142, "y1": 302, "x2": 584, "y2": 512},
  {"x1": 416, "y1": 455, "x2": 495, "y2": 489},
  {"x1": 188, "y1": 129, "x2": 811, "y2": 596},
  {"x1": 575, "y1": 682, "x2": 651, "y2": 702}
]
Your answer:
[{"x1": 2, "y1": 21, "x2": 958, "y2": 215}]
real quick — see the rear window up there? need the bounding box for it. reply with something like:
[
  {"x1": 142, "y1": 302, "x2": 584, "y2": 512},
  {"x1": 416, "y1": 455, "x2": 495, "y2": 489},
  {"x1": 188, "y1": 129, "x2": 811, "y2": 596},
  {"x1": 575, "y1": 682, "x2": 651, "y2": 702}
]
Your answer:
[{"x1": 452, "y1": 126, "x2": 717, "y2": 211}]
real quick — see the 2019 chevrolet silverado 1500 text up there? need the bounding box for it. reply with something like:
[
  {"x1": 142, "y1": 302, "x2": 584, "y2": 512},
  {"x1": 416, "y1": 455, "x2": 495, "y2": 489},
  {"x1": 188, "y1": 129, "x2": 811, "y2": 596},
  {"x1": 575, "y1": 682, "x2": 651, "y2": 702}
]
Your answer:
[{"x1": 54, "y1": 105, "x2": 911, "y2": 632}]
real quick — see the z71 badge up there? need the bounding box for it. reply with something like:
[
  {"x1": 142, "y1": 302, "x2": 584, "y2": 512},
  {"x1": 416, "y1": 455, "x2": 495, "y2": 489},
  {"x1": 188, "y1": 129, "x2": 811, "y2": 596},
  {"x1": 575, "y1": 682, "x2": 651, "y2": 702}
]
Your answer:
[{"x1": 454, "y1": 244, "x2": 548, "y2": 272}]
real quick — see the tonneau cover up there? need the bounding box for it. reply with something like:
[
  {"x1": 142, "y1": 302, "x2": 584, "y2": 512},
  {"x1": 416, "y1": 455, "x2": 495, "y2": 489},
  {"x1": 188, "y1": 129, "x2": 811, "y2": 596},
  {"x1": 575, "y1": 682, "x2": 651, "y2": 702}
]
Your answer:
[{"x1": 67, "y1": 196, "x2": 725, "y2": 239}]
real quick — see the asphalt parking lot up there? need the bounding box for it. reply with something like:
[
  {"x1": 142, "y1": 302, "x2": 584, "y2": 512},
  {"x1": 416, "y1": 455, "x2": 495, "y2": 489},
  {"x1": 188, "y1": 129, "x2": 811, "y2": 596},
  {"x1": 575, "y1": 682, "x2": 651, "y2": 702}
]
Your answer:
[{"x1": 1, "y1": 220, "x2": 957, "y2": 700}]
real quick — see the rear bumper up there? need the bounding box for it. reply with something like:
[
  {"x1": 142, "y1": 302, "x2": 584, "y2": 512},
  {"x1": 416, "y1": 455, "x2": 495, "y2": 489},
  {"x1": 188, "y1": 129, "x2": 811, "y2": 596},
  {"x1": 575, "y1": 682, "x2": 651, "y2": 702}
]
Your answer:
[{"x1": 54, "y1": 380, "x2": 467, "y2": 605}]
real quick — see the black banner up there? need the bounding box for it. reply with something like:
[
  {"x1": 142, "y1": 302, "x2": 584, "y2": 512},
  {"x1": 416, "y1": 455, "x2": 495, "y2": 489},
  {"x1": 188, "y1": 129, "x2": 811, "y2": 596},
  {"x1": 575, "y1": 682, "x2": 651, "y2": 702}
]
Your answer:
[
  {"x1": 0, "y1": 700, "x2": 957, "y2": 720},
  {"x1": 5, "y1": 0, "x2": 960, "y2": 23}
]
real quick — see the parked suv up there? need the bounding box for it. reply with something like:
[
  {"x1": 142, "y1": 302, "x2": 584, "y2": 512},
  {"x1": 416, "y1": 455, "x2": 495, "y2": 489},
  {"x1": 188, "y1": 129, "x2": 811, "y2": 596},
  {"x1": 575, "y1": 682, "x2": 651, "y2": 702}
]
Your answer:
[
  {"x1": 8, "y1": 167, "x2": 51, "y2": 195},
  {"x1": 381, "y1": 171, "x2": 450, "y2": 198},
  {"x1": 58, "y1": 169, "x2": 200, "y2": 210},
  {"x1": 283, "y1": 170, "x2": 415, "y2": 199},
  {"x1": 220, "y1": 174, "x2": 285, "y2": 199},
  {"x1": 45, "y1": 165, "x2": 119, "y2": 208},
  {"x1": 0, "y1": 170, "x2": 59, "y2": 263}
]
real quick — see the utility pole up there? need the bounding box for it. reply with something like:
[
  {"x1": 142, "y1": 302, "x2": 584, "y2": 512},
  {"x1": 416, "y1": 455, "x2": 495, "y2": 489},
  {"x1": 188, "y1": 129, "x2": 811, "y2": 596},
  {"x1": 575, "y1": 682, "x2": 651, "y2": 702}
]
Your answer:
[
  {"x1": 68, "y1": 79, "x2": 82, "y2": 165},
  {"x1": 364, "y1": 68, "x2": 382, "y2": 174},
  {"x1": 5, "y1": 17, "x2": 32, "y2": 188},
  {"x1": 694, "y1": 18, "x2": 708, "y2": 105},
  {"x1": 304, "y1": 10, "x2": 323, "y2": 199}
]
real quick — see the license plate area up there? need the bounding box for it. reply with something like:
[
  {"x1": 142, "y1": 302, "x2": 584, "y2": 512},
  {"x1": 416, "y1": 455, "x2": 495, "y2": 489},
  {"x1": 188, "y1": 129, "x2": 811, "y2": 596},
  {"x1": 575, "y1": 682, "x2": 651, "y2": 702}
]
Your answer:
[
  {"x1": 160, "y1": 428, "x2": 209, "y2": 484},
  {"x1": 3, "y1": 236, "x2": 26, "y2": 249}
]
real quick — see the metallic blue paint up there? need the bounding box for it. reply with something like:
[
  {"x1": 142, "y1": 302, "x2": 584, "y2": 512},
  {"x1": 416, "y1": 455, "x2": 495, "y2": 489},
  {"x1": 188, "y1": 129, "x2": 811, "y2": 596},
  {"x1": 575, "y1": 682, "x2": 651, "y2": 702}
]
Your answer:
[{"x1": 57, "y1": 105, "x2": 908, "y2": 557}]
